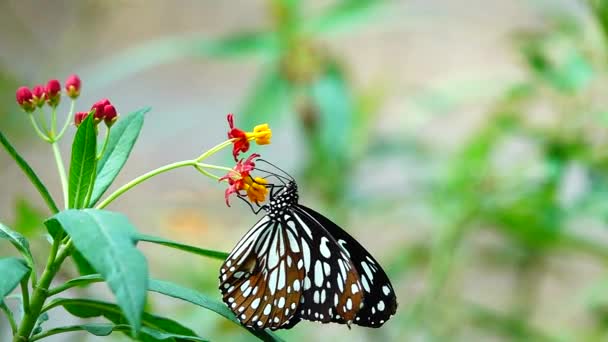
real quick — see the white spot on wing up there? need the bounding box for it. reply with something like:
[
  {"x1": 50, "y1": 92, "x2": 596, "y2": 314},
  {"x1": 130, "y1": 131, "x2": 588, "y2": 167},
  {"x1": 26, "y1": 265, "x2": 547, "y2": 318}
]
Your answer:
[{"x1": 319, "y1": 236, "x2": 331, "y2": 258}]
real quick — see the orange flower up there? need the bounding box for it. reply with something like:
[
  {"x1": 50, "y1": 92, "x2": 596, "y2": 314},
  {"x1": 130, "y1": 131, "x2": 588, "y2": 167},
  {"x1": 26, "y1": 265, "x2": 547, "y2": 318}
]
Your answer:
[
  {"x1": 226, "y1": 114, "x2": 272, "y2": 160},
  {"x1": 219, "y1": 154, "x2": 259, "y2": 206}
]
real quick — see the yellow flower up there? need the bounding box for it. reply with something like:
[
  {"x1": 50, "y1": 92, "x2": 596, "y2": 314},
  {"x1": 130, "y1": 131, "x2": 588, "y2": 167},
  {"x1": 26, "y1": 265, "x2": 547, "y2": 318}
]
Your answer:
[
  {"x1": 246, "y1": 123, "x2": 272, "y2": 145},
  {"x1": 245, "y1": 177, "x2": 268, "y2": 203}
]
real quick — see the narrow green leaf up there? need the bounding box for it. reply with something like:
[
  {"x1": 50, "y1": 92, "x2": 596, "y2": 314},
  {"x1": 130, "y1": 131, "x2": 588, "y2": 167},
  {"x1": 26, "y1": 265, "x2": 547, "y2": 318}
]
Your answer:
[
  {"x1": 136, "y1": 234, "x2": 229, "y2": 260},
  {"x1": 149, "y1": 279, "x2": 284, "y2": 342},
  {"x1": 68, "y1": 114, "x2": 97, "y2": 209},
  {"x1": 0, "y1": 222, "x2": 34, "y2": 271},
  {"x1": 238, "y1": 66, "x2": 290, "y2": 131},
  {"x1": 0, "y1": 258, "x2": 29, "y2": 304},
  {"x1": 306, "y1": 0, "x2": 386, "y2": 35},
  {"x1": 46, "y1": 209, "x2": 148, "y2": 334},
  {"x1": 88, "y1": 33, "x2": 279, "y2": 89},
  {"x1": 47, "y1": 298, "x2": 201, "y2": 341},
  {"x1": 311, "y1": 63, "x2": 353, "y2": 157},
  {"x1": 0, "y1": 131, "x2": 59, "y2": 214},
  {"x1": 31, "y1": 323, "x2": 209, "y2": 341},
  {"x1": 89, "y1": 108, "x2": 149, "y2": 206}
]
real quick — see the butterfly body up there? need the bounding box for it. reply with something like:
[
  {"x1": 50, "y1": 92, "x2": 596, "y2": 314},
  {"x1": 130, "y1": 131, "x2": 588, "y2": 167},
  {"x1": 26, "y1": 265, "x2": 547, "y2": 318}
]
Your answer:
[{"x1": 219, "y1": 180, "x2": 397, "y2": 330}]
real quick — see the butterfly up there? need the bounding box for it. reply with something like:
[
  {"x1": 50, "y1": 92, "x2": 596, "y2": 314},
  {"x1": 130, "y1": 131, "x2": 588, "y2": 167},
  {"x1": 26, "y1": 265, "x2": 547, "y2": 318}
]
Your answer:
[{"x1": 218, "y1": 162, "x2": 397, "y2": 330}]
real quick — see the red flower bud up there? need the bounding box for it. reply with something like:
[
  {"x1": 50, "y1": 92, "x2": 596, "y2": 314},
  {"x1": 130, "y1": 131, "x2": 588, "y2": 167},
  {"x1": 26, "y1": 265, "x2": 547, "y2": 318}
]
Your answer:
[
  {"x1": 74, "y1": 111, "x2": 89, "y2": 127},
  {"x1": 91, "y1": 98, "x2": 111, "y2": 120},
  {"x1": 65, "y1": 74, "x2": 81, "y2": 99},
  {"x1": 31, "y1": 85, "x2": 46, "y2": 107},
  {"x1": 46, "y1": 79, "x2": 61, "y2": 107},
  {"x1": 16, "y1": 86, "x2": 35, "y2": 113},
  {"x1": 103, "y1": 104, "x2": 118, "y2": 127}
]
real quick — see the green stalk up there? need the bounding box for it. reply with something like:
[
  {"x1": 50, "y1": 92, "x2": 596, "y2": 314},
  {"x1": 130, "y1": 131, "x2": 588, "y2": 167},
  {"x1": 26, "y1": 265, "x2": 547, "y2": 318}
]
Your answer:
[
  {"x1": 1, "y1": 302, "x2": 18, "y2": 334},
  {"x1": 55, "y1": 100, "x2": 75, "y2": 141},
  {"x1": 51, "y1": 143, "x2": 69, "y2": 209},
  {"x1": 27, "y1": 115, "x2": 51, "y2": 143},
  {"x1": 96, "y1": 127, "x2": 111, "y2": 160},
  {"x1": 13, "y1": 238, "x2": 70, "y2": 342},
  {"x1": 96, "y1": 160, "x2": 197, "y2": 209},
  {"x1": 50, "y1": 108, "x2": 57, "y2": 139},
  {"x1": 20, "y1": 278, "x2": 30, "y2": 316},
  {"x1": 195, "y1": 139, "x2": 234, "y2": 161}
]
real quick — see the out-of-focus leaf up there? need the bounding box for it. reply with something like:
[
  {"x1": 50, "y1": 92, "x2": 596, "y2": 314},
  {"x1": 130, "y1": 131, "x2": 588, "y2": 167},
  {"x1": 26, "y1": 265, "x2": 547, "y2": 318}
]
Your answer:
[
  {"x1": 136, "y1": 234, "x2": 228, "y2": 261},
  {"x1": 48, "y1": 298, "x2": 200, "y2": 342},
  {"x1": 87, "y1": 33, "x2": 279, "y2": 89},
  {"x1": 311, "y1": 62, "x2": 353, "y2": 158},
  {"x1": 68, "y1": 114, "x2": 97, "y2": 209},
  {"x1": 546, "y1": 51, "x2": 593, "y2": 93},
  {"x1": 89, "y1": 108, "x2": 148, "y2": 206},
  {"x1": 148, "y1": 279, "x2": 284, "y2": 342},
  {"x1": 0, "y1": 258, "x2": 29, "y2": 304},
  {"x1": 0, "y1": 222, "x2": 34, "y2": 273},
  {"x1": 31, "y1": 323, "x2": 208, "y2": 341},
  {"x1": 306, "y1": 0, "x2": 386, "y2": 35},
  {"x1": 12, "y1": 198, "x2": 46, "y2": 237},
  {"x1": 45, "y1": 209, "x2": 148, "y2": 334},
  {"x1": 238, "y1": 66, "x2": 290, "y2": 134},
  {"x1": 0, "y1": 131, "x2": 59, "y2": 214}
]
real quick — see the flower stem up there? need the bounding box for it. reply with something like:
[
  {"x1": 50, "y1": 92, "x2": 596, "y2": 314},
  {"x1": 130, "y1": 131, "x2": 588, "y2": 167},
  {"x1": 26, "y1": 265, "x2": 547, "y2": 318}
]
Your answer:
[
  {"x1": 13, "y1": 237, "x2": 70, "y2": 342},
  {"x1": 35, "y1": 110, "x2": 50, "y2": 136},
  {"x1": 51, "y1": 143, "x2": 69, "y2": 209},
  {"x1": 20, "y1": 278, "x2": 30, "y2": 315},
  {"x1": 50, "y1": 107, "x2": 57, "y2": 138},
  {"x1": 96, "y1": 160, "x2": 197, "y2": 209},
  {"x1": 27, "y1": 115, "x2": 51, "y2": 143},
  {"x1": 0, "y1": 302, "x2": 17, "y2": 335},
  {"x1": 97, "y1": 127, "x2": 111, "y2": 160},
  {"x1": 195, "y1": 139, "x2": 234, "y2": 162},
  {"x1": 55, "y1": 100, "x2": 75, "y2": 141}
]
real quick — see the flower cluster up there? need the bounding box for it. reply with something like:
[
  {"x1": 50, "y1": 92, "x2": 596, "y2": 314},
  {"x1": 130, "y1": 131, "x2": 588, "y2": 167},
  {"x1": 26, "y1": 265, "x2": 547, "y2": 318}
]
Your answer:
[
  {"x1": 221, "y1": 114, "x2": 272, "y2": 206},
  {"x1": 15, "y1": 75, "x2": 81, "y2": 113},
  {"x1": 75, "y1": 98, "x2": 119, "y2": 128}
]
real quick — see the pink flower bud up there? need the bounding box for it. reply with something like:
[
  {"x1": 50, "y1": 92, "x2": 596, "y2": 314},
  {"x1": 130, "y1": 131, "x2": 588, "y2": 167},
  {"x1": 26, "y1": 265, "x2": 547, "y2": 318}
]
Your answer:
[
  {"x1": 16, "y1": 86, "x2": 35, "y2": 113},
  {"x1": 74, "y1": 111, "x2": 89, "y2": 127},
  {"x1": 65, "y1": 74, "x2": 81, "y2": 99},
  {"x1": 103, "y1": 104, "x2": 118, "y2": 127},
  {"x1": 91, "y1": 98, "x2": 111, "y2": 120},
  {"x1": 31, "y1": 85, "x2": 46, "y2": 107},
  {"x1": 46, "y1": 79, "x2": 61, "y2": 107}
]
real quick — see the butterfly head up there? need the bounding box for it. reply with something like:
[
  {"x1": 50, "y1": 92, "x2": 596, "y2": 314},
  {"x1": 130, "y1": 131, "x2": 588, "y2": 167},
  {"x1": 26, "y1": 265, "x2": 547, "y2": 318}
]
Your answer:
[{"x1": 266, "y1": 180, "x2": 299, "y2": 219}]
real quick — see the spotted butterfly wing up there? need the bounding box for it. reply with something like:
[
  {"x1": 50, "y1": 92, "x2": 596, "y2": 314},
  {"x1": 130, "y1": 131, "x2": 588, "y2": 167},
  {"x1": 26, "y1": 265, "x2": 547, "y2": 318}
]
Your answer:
[
  {"x1": 295, "y1": 205, "x2": 398, "y2": 327},
  {"x1": 219, "y1": 181, "x2": 397, "y2": 330}
]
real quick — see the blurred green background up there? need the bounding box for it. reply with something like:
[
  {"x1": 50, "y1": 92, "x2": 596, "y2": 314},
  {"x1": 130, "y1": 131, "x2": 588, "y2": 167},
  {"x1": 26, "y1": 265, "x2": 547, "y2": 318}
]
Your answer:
[{"x1": 4, "y1": 0, "x2": 608, "y2": 341}]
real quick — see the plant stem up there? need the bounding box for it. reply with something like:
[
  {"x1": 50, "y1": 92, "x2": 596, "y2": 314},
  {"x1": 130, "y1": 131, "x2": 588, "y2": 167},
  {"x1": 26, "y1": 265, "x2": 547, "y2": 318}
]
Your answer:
[
  {"x1": 13, "y1": 237, "x2": 70, "y2": 342},
  {"x1": 96, "y1": 160, "x2": 197, "y2": 209},
  {"x1": 47, "y1": 275, "x2": 103, "y2": 297},
  {"x1": 31, "y1": 324, "x2": 131, "y2": 341},
  {"x1": 35, "y1": 110, "x2": 50, "y2": 137},
  {"x1": 20, "y1": 278, "x2": 30, "y2": 316},
  {"x1": 55, "y1": 100, "x2": 75, "y2": 141},
  {"x1": 27, "y1": 115, "x2": 51, "y2": 143},
  {"x1": 1, "y1": 302, "x2": 18, "y2": 335},
  {"x1": 96, "y1": 127, "x2": 111, "y2": 160},
  {"x1": 195, "y1": 139, "x2": 234, "y2": 161},
  {"x1": 51, "y1": 143, "x2": 69, "y2": 209},
  {"x1": 50, "y1": 108, "x2": 57, "y2": 138}
]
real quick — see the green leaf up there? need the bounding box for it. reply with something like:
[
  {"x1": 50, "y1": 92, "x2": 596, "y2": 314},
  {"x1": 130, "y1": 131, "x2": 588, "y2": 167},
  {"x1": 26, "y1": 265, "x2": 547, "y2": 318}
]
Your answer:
[
  {"x1": 71, "y1": 249, "x2": 96, "y2": 276},
  {"x1": 149, "y1": 279, "x2": 284, "y2": 342},
  {"x1": 0, "y1": 258, "x2": 29, "y2": 304},
  {"x1": 12, "y1": 198, "x2": 46, "y2": 237},
  {"x1": 88, "y1": 33, "x2": 279, "y2": 89},
  {"x1": 0, "y1": 222, "x2": 34, "y2": 276},
  {"x1": 238, "y1": 66, "x2": 290, "y2": 132},
  {"x1": 89, "y1": 108, "x2": 149, "y2": 206},
  {"x1": 0, "y1": 131, "x2": 59, "y2": 214},
  {"x1": 136, "y1": 234, "x2": 229, "y2": 261},
  {"x1": 68, "y1": 114, "x2": 97, "y2": 209},
  {"x1": 45, "y1": 209, "x2": 148, "y2": 334},
  {"x1": 311, "y1": 62, "x2": 353, "y2": 158},
  {"x1": 31, "y1": 323, "x2": 209, "y2": 341},
  {"x1": 306, "y1": 0, "x2": 386, "y2": 35},
  {"x1": 47, "y1": 298, "x2": 201, "y2": 342}
]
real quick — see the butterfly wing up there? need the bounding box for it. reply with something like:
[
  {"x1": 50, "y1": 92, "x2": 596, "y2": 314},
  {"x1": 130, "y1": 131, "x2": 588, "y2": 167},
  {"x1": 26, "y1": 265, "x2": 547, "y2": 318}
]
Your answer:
[
  {"x1": 296, "y1": 205, "x2": 398, "y2": 327},
  {"x1": 219, "y1": 215, "x2": 305, "y2": 330},
  {"x1": 286, "y1": 209, "x2": 364, "y2": 324}
]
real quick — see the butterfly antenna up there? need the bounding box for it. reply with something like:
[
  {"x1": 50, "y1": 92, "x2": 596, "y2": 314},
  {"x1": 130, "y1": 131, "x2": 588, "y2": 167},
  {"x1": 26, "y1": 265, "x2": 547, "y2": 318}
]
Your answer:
[{"x1": 256, "y1": 159, "x2": 295, "y2": 181}]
